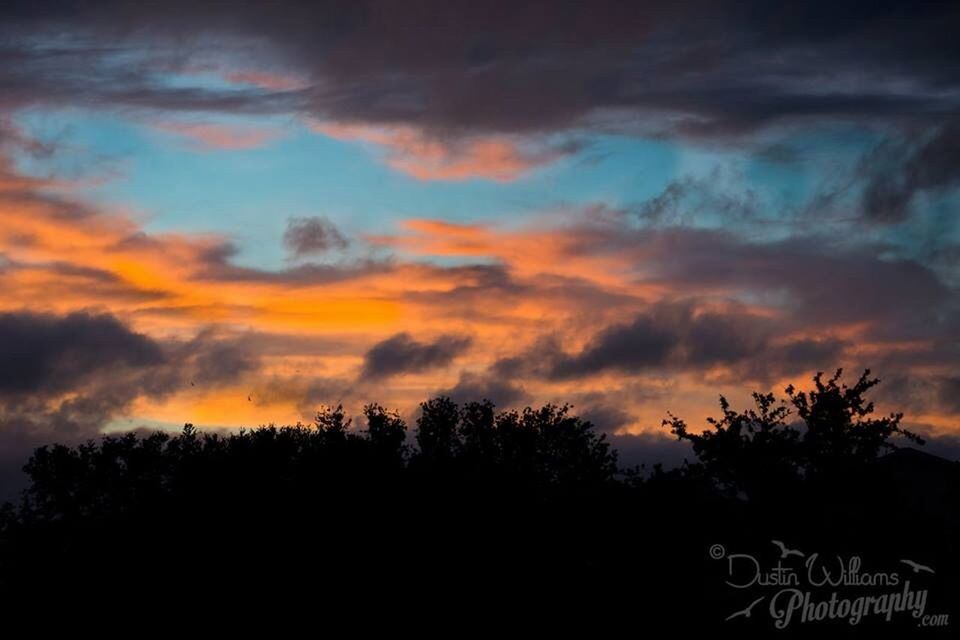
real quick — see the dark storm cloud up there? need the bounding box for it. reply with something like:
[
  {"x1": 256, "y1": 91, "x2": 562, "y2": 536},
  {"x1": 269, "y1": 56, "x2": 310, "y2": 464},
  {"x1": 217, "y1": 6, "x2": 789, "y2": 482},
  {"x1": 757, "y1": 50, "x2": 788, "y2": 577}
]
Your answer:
[
  {"x1": 578, "y1": 404, "x2": 634, "y2": 435},
  {"x1": 487, "y1": 303, "x2": 778, "y2": 381},
  {"x1": 283, "y1": 216, "x2": 349, "y2": 258},
  {"x1": 491, "y1": 302, "x2": 851, "y2": 384},
  {"x1": 860, "y1": 118, "x2": 960, "y2": 224},
  {"x1": 404, "y1": 266, "x2": 637, "y2": 325},
  {"x1": 585, "y1": 226, "x2": 957, "y2": 340},
  {"x1": 0, "y1": 311, "x2": 163, "y2": 395},
  {"x1": 0, "y1": 36, "x2": 306, "y2": 115},
  {"x1": 553, "y1": 315, "x2": 679, "y2": 377},
  {"x1": 0, "y1": 0, "x2": 957, "y2": 139},
  {"x1": 733, "y1": 338, "x2": 849, "y2": 382},
  {"x1": 550, "y1": 302, "x2": 773, "y2": 378},
  {"x1": 361, "y1": 332, "x2": 472, "y2": 380},
  {"x1": 938, "y1": 377, "x2": 960, "y2": 415},
  {"x1": 404, "y1": 264, "x2": 528, "y2": 310},
  {"x1": 849, "y1": 372, "x2": 960, "y2": 421},
  {"x1": 439, "y1": 372, "x2": 529, "y2": 408},
  {"x1": 182, "y1": 330, "x2": 260, "y2": 387},
  {"x1": 0, "y1": 312, "x2": 264, "y2": 473}
]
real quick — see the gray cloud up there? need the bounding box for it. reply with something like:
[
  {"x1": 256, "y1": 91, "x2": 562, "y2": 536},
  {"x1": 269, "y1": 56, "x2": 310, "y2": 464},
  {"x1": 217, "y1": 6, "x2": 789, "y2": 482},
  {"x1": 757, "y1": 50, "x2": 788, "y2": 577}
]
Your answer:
[
  {"x1": 192, "y1": 240, "x2": 391, "y2": 285},
  {"x1": 438, "y1": 371, "x2": 528, "y2": 408},
  {"x1": 0, "y1": 1, "x2": 957, "y2": 140},
  {"x1": 283, "y1": 216, "x2": 348, "y2": 258},
  {"x1": 608, "y1": 432, "x2": 695, "y2": 471},
  {"x1": 637, "y1": 173, "x2": 759, "y2": 227},
  {"x1": 549, "y1": 302, "x2": 774, "y2": 378},
  {"x1": 0, "y1": 311, "x2": 163, "y2": 395},
  {"x1": 564, "y1": 225, "x2": 954, "y2": 343},
  {"x1": 491, "y1": 300, "x2": 853, "y2": 385},
  {"x1": 0, "y1": 312, "x2": 264, "y2": 493},
  {"x1": 939, "y1": 377, "x2": 960, "y2": 414},
  {"x1": 732, "y1": 337, "x2": 849, "y2": 383},
  {"x1": 361, "y1": 332, "x2": 472, "y2": 380},
  {"x1": 860, "y1": 119, "x2": 960, "y2": 224},
  {"x1": 578, "y1": 404, "x2": 634, "y2": 435}
]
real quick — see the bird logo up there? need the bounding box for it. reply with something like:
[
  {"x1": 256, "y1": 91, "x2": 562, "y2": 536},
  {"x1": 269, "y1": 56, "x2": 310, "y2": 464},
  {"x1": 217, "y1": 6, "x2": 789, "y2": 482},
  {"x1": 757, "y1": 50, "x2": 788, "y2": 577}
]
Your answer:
[
  {"x1": 772, "y1": 540, "x2": 804, "y2": 559},
  {"x1": 900, "y1": 559, "x2": 935, "y2": 574},
  {"x1": 725, "y1": 596, "x2": 765, "y2": 622}
]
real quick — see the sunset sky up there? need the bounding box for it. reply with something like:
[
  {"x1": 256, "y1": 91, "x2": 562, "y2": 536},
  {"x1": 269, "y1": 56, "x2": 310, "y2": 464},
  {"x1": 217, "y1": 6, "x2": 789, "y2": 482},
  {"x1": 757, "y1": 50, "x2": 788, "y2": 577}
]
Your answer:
[{"x1": 1, "y1": 1, "x2": 958, "y2": 484}]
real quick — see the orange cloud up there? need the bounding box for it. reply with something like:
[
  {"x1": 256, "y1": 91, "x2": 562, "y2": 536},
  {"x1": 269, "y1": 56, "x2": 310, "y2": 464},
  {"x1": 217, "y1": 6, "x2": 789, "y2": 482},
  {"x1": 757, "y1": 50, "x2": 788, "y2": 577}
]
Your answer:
[
  {"x1": 0, "y1": 157, "x2": 954, "y2": 443},
  {"x1": 152, "y1": 121, "x2": 285, "y2": 150},
  {"x1": 223, "y1": 70, "x2": 309, "y2": 91},
  {"x1": 310, "y1": 121, "x2": 564, "y2": 181}
]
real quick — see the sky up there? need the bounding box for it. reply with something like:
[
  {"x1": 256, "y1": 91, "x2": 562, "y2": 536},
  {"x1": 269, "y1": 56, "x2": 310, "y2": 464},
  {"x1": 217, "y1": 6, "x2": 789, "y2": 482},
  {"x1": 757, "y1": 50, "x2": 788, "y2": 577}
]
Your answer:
[{"x1": 1, "y1": 1, "x2": 959, "y2": 485}]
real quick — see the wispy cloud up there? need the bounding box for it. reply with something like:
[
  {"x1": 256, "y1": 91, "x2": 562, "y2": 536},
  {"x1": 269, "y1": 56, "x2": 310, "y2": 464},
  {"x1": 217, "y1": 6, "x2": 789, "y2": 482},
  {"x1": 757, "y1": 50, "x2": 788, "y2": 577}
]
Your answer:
[
  {"x1": 311, "y1": 121, "x2": 570, "y2": 181},
  {"x1": 151, "y1": 120, "x2": 286, "y2": 150}
]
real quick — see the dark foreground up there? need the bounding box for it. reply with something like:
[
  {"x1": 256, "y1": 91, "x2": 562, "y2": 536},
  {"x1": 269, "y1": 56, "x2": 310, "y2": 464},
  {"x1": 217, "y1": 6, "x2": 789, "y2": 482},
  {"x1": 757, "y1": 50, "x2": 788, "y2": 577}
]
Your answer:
[{"x1": 0, "y1": 371, "x2": 956, "y2": 635}]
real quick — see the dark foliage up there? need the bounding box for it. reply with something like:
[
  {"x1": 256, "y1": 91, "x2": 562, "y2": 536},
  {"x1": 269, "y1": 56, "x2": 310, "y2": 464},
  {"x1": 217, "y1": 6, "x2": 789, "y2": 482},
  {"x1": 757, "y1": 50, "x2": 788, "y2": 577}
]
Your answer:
[
  {"x1": 0, "y1": 372, "x2": 956, "y2": 634},
  {"x1": 664, "y1": 369, "x2": 924, "y2": 503}
]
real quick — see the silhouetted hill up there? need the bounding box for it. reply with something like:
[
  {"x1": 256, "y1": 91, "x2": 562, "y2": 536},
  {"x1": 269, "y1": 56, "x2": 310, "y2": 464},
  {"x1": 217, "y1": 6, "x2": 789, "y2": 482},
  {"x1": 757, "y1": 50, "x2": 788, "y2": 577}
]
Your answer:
[{"x1": 875, "y1": 447, "x2": 960, "y2": 525}]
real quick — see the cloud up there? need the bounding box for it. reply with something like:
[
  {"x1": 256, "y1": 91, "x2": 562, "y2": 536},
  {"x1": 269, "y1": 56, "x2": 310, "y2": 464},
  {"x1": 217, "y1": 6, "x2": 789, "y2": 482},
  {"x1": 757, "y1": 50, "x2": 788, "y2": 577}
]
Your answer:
[
  {"x1": 0, "y1": 117, "x2": 956, "y2": 481},
  {"x1": 552, "y1": 314, "x2": 680, "y2": 377},
  {"x1": 491, "y1": 303, "x2": 851, "y2": 386},
  {"x1": 637, "y1": 173, "x2": 760, "y2": 227},
  {"x1": 312, "y1": 122, "x2": 572, "y2": 181},
  {"x1": 860, "y1": 119, "x2": 960, "y2": 224},
  {"x1": 4, "y1": 1, "x2": 956, "y2": 145},
  {"x1": 0, "y1": 312, "x2": 260, "y2": 413},
  {"x1": 579, "y1": 225, "x2": 955, "y2": 340},
  {"x1": 0, "y1": 310, "x2": 263, "y2": 492},
  {"x1": 192, "y1": 239, "x2": 390, "y2": 285},
  {"x1": 732, "y1": 338, "x2": 848, "y2": 382},
  {"x1": 361, "y1": 332, "x2": 472, "y2": 380},
  {"x1": 0, "y1": 310, "x2": 163, "y2": 395},
  {"x1": 545, "y1": 302, "x2": 774, "y2": 379},
  {"x1": 439, "y1": 371, "x2": 528, "y2": 408},
  {"x1": 283, "y1": 216, "x2": 348, "y2": 258},
  {"x1": 578, "y1": 403, "x2": 634, "y2": 435},
  {"x1": 608, "y1": 431, "x2": 695, "y2": 470},
  {"x1": 938, "y1": 377, "x2": 960, "y2": 415},
  {"x1": 222, "y1": 69, "x2": 309, "y2": 92},
  {"x1": 151, "y1": 121, "x2": 285, "y2": 150}
]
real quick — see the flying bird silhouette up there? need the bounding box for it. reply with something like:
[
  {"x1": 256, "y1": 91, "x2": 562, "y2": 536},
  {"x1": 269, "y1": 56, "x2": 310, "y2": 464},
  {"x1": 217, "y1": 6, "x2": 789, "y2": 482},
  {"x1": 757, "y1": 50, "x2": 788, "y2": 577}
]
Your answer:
[
  {"x1": 900, "y1": 559, "x2": 935, "y2": 574},
  {"x1": 725, "y1": 596, "x2": 765, "y2": 622},
  {"x1": 771, "y1": 540, "x2": 804, "y2": 559}
]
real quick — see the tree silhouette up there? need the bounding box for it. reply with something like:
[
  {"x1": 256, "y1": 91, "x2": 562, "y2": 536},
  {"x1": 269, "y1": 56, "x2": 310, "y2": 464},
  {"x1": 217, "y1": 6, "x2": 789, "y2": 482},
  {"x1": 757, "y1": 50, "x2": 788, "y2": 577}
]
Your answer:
[
  {"x1": 663, "y1": 369, "x2": 923, "y2": 502},
  {"x1": 786, "y1": 369, "x2": 923, "y2": 477},
  {"x1": 0, "y1": 375, "x2": 955, "y2": 631}
]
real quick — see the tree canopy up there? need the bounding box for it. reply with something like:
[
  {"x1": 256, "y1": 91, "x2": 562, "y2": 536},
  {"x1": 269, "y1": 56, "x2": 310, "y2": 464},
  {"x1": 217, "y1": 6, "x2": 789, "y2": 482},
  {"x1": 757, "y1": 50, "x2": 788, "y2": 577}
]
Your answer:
[{"x1": 0, "y1": 371, "x2": 955, "y2": 631}]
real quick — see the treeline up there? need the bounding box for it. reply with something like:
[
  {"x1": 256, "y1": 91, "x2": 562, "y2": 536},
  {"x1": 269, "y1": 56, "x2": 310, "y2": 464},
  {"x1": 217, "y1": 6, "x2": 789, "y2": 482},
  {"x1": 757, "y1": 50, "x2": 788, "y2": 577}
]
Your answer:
[{"x1": 0, "y1": 371, "x2": 957, "y2": 633}]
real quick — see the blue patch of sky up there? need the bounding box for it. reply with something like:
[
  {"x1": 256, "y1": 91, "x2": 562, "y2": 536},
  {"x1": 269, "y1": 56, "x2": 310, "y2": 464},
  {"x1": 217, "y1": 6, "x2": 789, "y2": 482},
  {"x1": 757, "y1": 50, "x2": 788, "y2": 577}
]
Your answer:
[
  {"x1": 17, "y1": 108, "x2": 897, "y2": 273},
  {"x1": 13, "y1": 108, "x2": 686, "y2": 269}
]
